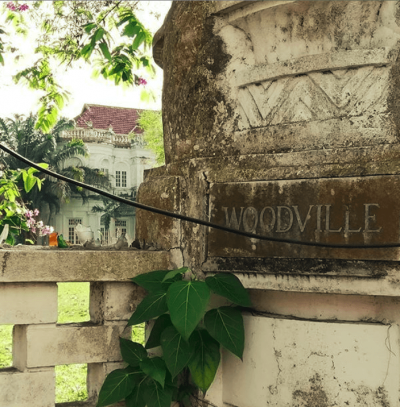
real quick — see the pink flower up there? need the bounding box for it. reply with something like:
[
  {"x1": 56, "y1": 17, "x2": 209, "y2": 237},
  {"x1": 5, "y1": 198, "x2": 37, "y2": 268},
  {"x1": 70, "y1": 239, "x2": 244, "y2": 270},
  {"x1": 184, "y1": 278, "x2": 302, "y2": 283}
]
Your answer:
[
  {"x1": 138, "y1": 78, "x2": 147, "y2": 86},
  {"x1": 31, "y1": 227, "x2": 36, "y2": 233},
  {"x1": 19, "y1": 4, "x2": 29, "y2": 11},
  {"x1": 37, "y1": 221, "x2": 43, "y2": 228},
  {"x1": 33, "y1": 209, "x2": 39, "y2": 216},
  {"x1": 41, "y1": 226, "x2": 51, "y2": 236},
  {"x1": 6, "y1": 2, "x2": 16, "y2": 11}
]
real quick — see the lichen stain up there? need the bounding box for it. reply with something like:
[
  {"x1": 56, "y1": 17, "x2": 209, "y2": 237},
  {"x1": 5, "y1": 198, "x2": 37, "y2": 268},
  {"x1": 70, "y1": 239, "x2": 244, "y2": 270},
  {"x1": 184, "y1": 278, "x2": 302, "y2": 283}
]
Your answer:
[{"x1": 292, "y1": 373, "x2": 329, "y2": 407}]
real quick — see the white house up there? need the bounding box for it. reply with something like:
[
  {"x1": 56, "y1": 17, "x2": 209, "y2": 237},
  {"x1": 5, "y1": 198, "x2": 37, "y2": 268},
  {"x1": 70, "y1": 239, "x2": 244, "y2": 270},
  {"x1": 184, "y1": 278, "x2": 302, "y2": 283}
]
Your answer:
[{"x1": 51, "y1": 104, "x2": 155, "y2": 244}]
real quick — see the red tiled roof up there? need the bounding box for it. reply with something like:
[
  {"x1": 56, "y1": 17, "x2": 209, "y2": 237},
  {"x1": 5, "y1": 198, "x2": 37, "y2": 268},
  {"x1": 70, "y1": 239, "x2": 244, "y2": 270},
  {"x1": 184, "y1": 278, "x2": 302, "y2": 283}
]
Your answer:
[{"x1": 74, "y1": 104, "x2": 145, "y2": 135}]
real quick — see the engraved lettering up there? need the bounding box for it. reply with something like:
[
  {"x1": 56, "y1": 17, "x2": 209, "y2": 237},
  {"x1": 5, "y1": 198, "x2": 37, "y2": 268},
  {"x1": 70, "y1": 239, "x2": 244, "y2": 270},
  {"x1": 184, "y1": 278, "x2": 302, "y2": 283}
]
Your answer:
[
  {"x1": 293, "y1": 205, "x2": 314, "y2": 232},
  {"x1": 344, "y1": 207, "x2": 361, "y2": 235},
  {"x1": 325, "y1": 204, "x2": 342, "y2": 233},
  {"x1": 364, "y1": 203, "x2": 382, "y2": 233},
  {"x1": 243, "y1": 207, "x2": 258, "y2": 233},
  {"x1": 276, "y1": 206, "x2": 293, "y2": 233},
  {"x1": 260, "y1": 206, "x2": 276, "y2": 233},
  {"x1": 223, "y1": 207, "x2": 244, "y2": 230}
]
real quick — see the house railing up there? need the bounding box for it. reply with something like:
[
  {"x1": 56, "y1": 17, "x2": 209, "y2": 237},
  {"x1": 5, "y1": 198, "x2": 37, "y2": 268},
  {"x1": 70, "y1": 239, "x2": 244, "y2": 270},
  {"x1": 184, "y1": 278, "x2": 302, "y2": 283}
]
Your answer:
[
  {"x1": 60, "y1": 129, "x2": 146, "y2": 149},
  {"x1": 0, "y1": 248, "x2": 171, "y2": 407}
]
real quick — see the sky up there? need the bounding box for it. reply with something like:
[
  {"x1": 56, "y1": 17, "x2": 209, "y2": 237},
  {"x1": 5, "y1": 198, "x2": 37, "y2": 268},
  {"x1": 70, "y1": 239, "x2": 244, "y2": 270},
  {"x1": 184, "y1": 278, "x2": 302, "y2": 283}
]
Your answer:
[{"x1": 0, "y1": 1, "x2": 171, "y2": 120}]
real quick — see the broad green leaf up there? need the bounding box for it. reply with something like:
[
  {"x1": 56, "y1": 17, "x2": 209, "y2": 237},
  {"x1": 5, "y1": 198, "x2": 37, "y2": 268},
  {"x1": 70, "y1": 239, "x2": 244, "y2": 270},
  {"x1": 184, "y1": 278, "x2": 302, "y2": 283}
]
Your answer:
[
  {"x1": 119, "y1": 338, "x2": 147, "y2": 367},
  {"x1": 37, "y1": 163, "x2": 49, "y2": 169},
  {"x1": 140, "y1": 357, "x2": 167, "y2": 388},
  {"x1": 125, "y1": 370, "x2": 146, "y2": 407},
  {"x1": 132, "y1": 270, "x2": 170, "y2": 292},
  {"x1": 110, "y1": 62, "x2": 125, "y2": 75},
  {"x1": 24, "y1": 174, "x2": 37, "y2": 193},
  {"x1": 143, "y1": 378, "x2": 173, "y2": 407},
  {"x1": 188, "y1": 330, "x2": 220, "y2": 393},
  {"x1": 36, "y1": 178, "x2": 42, "y2": 191},
  {"x1": 167, "y1": 281, "x2": 210, "y2": 341},
  {"x1": 127, "y1": 291, "x2": 168, "y2": 326},
  {"x1": 126, "y1": 385, "x2": 146, "y2": 407},
  {"x1": 204, "y1": 307, "x2": 244, "y2": 359},
  {"x1": 162, "y1": 267, "x2": 189, "y2": 282},
  {"x1": 146, "y1": 314, "x2": 172, "y2": 349},
  {"x1": 161, "y1": 326, "x2": 193, "y2": 379},
  {"x1": 205, "y1": 273, "x2": 252, "y2": 307},
  {"x1": 97, "y1": 368, "x2": 136, "y2": 407},
  {"x1": 0, "y1": 53, "x2": 4, "y2": 66},
  {"x1": 99, "y1": 42, "x2": 112, "y2": 61}
]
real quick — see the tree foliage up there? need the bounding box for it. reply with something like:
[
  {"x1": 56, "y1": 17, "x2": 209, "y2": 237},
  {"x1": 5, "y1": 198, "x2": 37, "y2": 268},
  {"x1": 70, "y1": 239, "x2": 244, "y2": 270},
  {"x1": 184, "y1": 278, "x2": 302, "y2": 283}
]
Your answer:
[
  {"x1": 0, "y1": 114, "x2": 111, "y2": 221},
  {"x1": 137, "y1": 109, "x2": 164, "y2": 165},
  {"x1": 0, "y1": 1, "x2": 156, "y2": 132}
]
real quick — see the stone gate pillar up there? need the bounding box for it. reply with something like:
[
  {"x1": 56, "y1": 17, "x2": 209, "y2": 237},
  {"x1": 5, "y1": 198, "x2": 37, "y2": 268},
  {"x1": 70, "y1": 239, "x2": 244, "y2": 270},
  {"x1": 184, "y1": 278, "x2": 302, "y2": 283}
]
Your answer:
[{"x1": 137, "y1": 1, "x2": 400, "y2": 406}]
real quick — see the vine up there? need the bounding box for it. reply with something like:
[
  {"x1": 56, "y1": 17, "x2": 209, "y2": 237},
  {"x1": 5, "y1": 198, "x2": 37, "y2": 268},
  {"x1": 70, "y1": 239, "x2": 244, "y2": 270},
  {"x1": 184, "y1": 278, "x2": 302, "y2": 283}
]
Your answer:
[{"x1": 97, "y1": 268, "x2": 252, "y2": 407}]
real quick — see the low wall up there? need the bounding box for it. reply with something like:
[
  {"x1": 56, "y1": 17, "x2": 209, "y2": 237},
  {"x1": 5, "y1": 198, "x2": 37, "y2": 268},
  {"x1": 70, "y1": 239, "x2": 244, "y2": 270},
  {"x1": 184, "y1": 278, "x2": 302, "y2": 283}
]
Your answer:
[{"x1": 0, "y1": 248, "x2": 171, "y2": 407}]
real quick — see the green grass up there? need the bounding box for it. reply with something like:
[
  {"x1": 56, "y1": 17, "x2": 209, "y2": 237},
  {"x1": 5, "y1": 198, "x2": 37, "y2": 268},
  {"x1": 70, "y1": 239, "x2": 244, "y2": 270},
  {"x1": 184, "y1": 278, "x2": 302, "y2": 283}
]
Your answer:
[
  {"x1": 0, "y1": 282, "x2": 145, "y2": 403},
  {"x1": 0, "y1": 325, "x2": 12, "y2": 368}
]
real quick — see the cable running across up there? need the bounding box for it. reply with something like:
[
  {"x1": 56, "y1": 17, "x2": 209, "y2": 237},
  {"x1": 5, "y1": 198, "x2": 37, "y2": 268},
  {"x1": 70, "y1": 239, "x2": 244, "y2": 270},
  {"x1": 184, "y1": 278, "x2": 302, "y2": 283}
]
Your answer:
[{"x1": 1, "y1": 142, "x2": 399, "y2": 250}]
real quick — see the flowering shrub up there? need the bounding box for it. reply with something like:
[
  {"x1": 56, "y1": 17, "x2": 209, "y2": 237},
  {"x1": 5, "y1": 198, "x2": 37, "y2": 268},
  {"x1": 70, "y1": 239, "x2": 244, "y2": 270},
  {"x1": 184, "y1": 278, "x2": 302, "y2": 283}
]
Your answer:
[
  {"x1": 25, "y1": 209, "x2": 51, "y2": 237},
  {"x1": 138, "y1": 78, "x2": 147, "y2": 86},
  {"x1": 6, "y1": 2, "x2": 29, "y2": 12}
]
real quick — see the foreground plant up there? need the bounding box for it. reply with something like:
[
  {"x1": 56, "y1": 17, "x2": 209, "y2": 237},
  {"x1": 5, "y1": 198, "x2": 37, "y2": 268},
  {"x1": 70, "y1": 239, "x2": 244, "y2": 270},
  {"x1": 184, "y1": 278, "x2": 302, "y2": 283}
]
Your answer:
[
  {"x1": 0, "y1": 165, "x2": 46, "y2": 244},
  {"x1": 97, "y1": 268, "x2": 252, "y2": 407}
]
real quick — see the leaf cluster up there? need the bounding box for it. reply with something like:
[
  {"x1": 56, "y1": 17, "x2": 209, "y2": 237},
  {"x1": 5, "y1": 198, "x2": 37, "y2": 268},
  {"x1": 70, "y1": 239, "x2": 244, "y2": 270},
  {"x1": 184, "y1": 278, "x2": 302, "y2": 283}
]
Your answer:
[
  {"x1": 1, "y1": 1, "x2": 156, "y2": 133},
  {"x1": 97, "y1": 269, "x2": 252, "y2": 407},
  {"x1": 0, "y1": 166, "x2": 47, "y2": 244}
]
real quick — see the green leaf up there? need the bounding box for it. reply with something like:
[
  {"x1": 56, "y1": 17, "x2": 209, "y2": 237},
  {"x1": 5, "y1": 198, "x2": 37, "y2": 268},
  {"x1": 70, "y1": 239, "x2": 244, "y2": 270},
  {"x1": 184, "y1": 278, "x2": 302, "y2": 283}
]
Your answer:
[
  {"x1": 84, "y1": 22, "x2": 96, "y2": 34},
  {"x1": 93, "y1": 27, "x2": 105, "y2": 43},
  {"x1": 167, "y1": 281, "x2": 210, "y2": 341},
  {"x1": 97, "y1": 368, "x2": 136, "y2": 407},
  {"x1": 132, "y1": 31, "x2": 145, "y2": 50},
  {"x1": 110, "y1": 62, "x2": 125, "y2": 75},
  {"x1": 127, "y1": 291, "x2": 168, "y2": 326},
  {"x1": 162, "y1": 267, "x2": 189, "y2": 282},
  {"x1": 99, "y1": 42, "x2": 112, "y2": 61},
  {"x1": 161, "y1": 326, "x2": 193, "y2": 379},
  {"x1": 123, "y1": 21, "x2": 139, "y2": 37},
  {"x1": 126, "y1": 384, "x2": 146, "y2": 407},
  {"x1": 204, "y1": 307, "x2": 245, "y2": 359},
  {"x1": 0, "y1": 53, "x2": 4, "y2": 66},
  {"x1": 146, "y1": 314, "x2": 172, "y2": 349},
  {"x1": 143, "y1": 379, "x2": 173, "y2": 407},
  {"x1": 125, "y1": 369, "x2": 146, "y2": 407},
  {"x1": 24, "y1": 174, "x2": 37, "y2": 193},
  {"x1": 81, "y1": 43, "x2": 94, "y2": 58},
  {"x1": 37, "y1": 163, "x2": 49, "y2": 169},
  {"x1": 132, "y1": 270, "x2": 170, "y2": 292},
  {"x1": 140, "y1": 357, "x2": 167, "y2": 388},
  {"x1": 119, "y1": 338, "x2": 147, "y2": 367},
  {"x1": 205, "y1": 273, "x2": 252, "y2": 307},
  {"x1": 36, "y1": 178, "x2": 42, "y2": 191},
  {"x1": 188, "y1": 330, "x2": 221, "y2": 393}
]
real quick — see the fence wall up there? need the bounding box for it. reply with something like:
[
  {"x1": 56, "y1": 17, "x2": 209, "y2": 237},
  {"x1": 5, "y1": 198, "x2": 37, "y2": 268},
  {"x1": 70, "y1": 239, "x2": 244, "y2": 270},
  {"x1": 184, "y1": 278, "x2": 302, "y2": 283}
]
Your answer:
[{"x1": 0, "y1": 249, "x2": 171, "y2": 407}]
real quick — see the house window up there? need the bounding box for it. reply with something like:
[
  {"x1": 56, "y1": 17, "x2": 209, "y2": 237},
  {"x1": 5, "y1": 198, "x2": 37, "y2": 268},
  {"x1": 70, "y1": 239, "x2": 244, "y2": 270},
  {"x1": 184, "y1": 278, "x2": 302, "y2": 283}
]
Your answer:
[
  {"x1": 100, "y1": 227, "x2": 109, "y2": 245},
  {"x1": 115, "y1": 170, "x2": 127, "y2": 188},
  {"x1": 116, "y1": 171, "x2": 121, "y2": 187},
  {"x1": 115, "y1": 220, "x2": 127, "y2": 238},
  {"x1": 68, "y1": 219, "x2": 82, "y2": 244}
]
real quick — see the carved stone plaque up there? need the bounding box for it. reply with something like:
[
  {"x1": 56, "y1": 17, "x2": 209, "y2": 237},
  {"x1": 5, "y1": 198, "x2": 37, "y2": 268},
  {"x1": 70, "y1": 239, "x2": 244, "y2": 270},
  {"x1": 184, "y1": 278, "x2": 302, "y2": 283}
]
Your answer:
[{"x1": 208, "y1": 176, "x2": 400, "y2": 261}]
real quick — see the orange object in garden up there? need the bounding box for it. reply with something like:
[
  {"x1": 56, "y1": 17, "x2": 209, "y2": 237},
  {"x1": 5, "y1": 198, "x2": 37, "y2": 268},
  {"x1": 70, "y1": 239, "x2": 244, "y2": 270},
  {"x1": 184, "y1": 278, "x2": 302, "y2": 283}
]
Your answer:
[{"x1": 49, "y1": 232, "x2": 58, "y2": 246}]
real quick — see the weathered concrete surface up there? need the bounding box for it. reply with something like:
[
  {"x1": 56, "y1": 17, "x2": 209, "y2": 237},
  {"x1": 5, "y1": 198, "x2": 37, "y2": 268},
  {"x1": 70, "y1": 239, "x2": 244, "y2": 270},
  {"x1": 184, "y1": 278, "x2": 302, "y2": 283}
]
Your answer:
[
  {"x1": 223, "y1": 315, "x2": 399, "y2": 407},
  {"x1": 90, "y1": 282, "x2": 146, "y2": 322},
  {"x1": 0, "y1": 368, "x2": 55, "y2": 407},
  {"x1": 0, "y1": 249, "x2": 170, "y2": 282},
  {"x1": 13, "y1": 322, "x2": 129, "y2": 369},
  {"x1": 136, "y1": 176, "x2": 182, "y2": 250},
  {"x1": 0, "y1": 283, "x2": 57, "y2": 324}
]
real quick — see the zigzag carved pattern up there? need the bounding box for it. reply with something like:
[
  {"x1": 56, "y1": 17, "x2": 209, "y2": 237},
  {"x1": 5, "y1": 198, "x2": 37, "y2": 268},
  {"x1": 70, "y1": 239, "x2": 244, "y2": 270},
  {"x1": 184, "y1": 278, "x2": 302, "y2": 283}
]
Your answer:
[{"x1": 237, "y1": 66, "x2": 389, "y2": 130}]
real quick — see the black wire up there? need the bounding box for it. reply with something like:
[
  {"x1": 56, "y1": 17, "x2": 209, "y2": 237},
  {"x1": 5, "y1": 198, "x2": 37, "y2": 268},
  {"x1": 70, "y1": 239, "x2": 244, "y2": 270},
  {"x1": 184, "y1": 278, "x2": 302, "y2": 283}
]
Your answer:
[{"x1": 1, "y1": 142, "x2": 400, "y2": 249}]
